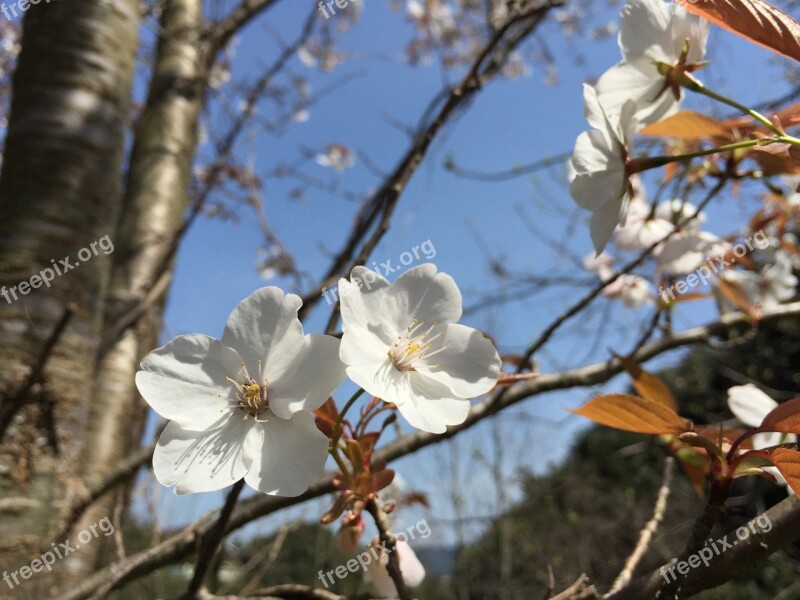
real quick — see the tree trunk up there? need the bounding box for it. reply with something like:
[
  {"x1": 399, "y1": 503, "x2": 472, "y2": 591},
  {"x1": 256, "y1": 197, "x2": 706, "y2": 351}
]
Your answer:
[
  {"x1": 0, "y1": 0, "x2": 140, "y2": 594},
  {"x1": 69, "y1": 0, "x2": 206, "y2": 575}
]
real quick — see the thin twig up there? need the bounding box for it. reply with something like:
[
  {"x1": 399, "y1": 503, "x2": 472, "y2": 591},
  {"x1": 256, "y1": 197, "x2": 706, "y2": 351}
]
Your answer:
[
  {"x1": 447, "y1": 151, "x2": 571, "y2": 182},
  {"x1": 300, "y1": 0, "x2": 565, "y2": 330},
  {"x1": 183, "y1": 479, "x2": 246, "y2": 598},
  {"x1": 364, "y1": 497, "x2": 411, "y2": 600},
  {"x1": 56, "y1": 301, "x2": 800, "y2": 600},
  {"x1": 607, "y1": 457, "x2": 674, "y2": 594}
]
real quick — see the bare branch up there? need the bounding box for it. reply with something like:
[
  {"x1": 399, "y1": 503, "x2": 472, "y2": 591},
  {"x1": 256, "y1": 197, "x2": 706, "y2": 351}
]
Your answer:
[
  {"x1": 605, "y1": 496, "x2": 800, "y2": 600},
  {"x1": 297, "y1": 0, "x2": 566, "y2": 326},
  {"x1": 608, "y1": 457, "x2": 674, "y2": 594},
  {"x1": 57, "y1": 301, "x2": 800, "y2": 600},
  {"x1": 364, "y1": 497, "x2": 411, "y2": 600},
  {"x1": 208, "y1": 0, "x2": 281, "y2": 61}
]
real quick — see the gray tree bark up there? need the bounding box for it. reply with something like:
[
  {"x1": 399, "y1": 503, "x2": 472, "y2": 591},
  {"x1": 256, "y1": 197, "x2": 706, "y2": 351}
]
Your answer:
[
  {"x1": 0, "y1": 0, "x2": 140, "y2": 594},
  {"x1": 68, "y1": 0, "x2": 206, "y2": 575}
]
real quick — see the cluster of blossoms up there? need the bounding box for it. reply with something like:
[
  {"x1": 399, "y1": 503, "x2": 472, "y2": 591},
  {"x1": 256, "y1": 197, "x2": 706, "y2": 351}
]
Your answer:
[
  {"x1": 136, "y1": 264, "x2": 500, "y2": 594},
  {"x1": 136, "y1": 264, "x2": 500, "y2": 496},
  {"x1": 572, "y1": 0, "x2": 799, "y2": 314},
  {"x1": 568, "y1": 0, "x2": 709, "y2": 254}
]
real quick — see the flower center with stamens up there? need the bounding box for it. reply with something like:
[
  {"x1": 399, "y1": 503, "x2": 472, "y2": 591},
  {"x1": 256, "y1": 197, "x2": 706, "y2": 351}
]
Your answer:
[
  {"x1": 388, "y1": 319, "x2": 447, "y2": 372},
  {"x1": 226, "y1": 367, "x2": 270, "y2": 421}
]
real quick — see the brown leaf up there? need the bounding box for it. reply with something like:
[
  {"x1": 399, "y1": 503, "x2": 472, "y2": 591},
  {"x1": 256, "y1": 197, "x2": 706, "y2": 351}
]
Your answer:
[
  {"x1": 617, "y1": 356, "x2": 678, "y2": 411},
  {"x1": 640, "y1": 110, "x2": 728, "y2": 139},
  {"x1": 748, "y1": 143, "x2": 800, "y2": 175},
  {"x1": 717, "y1": 276, "x2": 759, "y2": 317},
  {"x1": 790, "y1": 144, "x2": 800, "y2": 164},
  {"x1": 678, "y1": 0, "x2": 800, "y2": 63},
  {"x1": 570, "y1": 394, "x2": 689, "y2": 435},
  {"x1": 766, "y1": 447, "x2": 800, "y2": 495},
  {"x1": 759, "y1": 396, "x2": 800, "y2": 433}
]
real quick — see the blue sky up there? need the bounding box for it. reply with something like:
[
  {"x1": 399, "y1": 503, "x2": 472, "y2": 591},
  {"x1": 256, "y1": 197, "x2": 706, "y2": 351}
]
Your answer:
[{"x1": 138, "y1": 0, "x2": 800, "y2": 546}]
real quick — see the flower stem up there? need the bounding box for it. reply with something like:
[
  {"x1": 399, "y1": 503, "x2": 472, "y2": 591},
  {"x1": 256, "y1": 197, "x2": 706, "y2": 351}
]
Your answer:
[
  {"x1": 628, "y1": 137, "x2": 791, "y2": 175},
  {"x1": 688, "y1": 81, "x2": 783, "y2": 135},
  {"x1": 332, "y1": 387, "x2": 366, "y2": 444}
]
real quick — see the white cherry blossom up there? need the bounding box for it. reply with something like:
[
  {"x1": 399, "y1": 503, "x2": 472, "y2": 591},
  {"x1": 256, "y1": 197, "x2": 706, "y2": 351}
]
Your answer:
[
  {"x1": 613, "y1": 198, "x2": 673, "y2": 253},
  {"x1": 569, "y1": 84, "x2": 638, "y2": 254},
  {"x1": 722, "y1": 250, "x2": 798, "y2": 310},
  {"x1": 595, "y1": 0, "x2": 709, "y2": 126},
  {"x1": 656, "y1": 231, "x2": 729, "y2": 275},
  {"x1": 602, "y1": 274, "x2": 653, "y2": 308},
  {"x1": 655, "y1": 198, "x2": 706, "y2": 230},
  {"x1": 136, "y1": 288, "x2": 345, "y2": 496},
  {"x1": 338, "y1": 264, "x2": 501, "y2": 434},
  {"x1": 583, "y1": 251, "x2": 615, "y2": 282}
]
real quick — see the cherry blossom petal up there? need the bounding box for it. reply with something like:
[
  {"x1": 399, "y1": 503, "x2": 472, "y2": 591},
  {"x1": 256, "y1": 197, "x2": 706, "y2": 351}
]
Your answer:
[
  {"x1": 153, "y1": 417, "x2": 253, "y2": 495},
  {"x1": 136, "y1": 334, "x2": 242, "y2": 431},
  {"x1": 364, "y1": 540, "x2": 426, "y2": 597},
  {"x1": 400, "y1": 374, "x2": 471, "y2": 434},
  {"x1": 221, "y1": 287, "x2": 305, "y2": 382},
  {"x1": 244, "y1": 411, "x2": 329, "y2": 496},
  {"x1": 727, "y1": 384, "x2": 777, "y2": 428},
  {"x1": 383, "y1": 264, "x2": 463, "y2": 331},
  {"x1": 596, "y1": 59, "x2": 677, "y2": 126},
  {"x1": 268, "y1": 334, "x2": 346, "y2": 419},
  {"x1": 419, "y1": 323, "x2": 501, "y2": 398},
  {"x1": 569, "y1": 131, "x2": 627, "y2": 215},
  {"x1": 339, "y1": 267, "x2": 395, "y2": 359}
]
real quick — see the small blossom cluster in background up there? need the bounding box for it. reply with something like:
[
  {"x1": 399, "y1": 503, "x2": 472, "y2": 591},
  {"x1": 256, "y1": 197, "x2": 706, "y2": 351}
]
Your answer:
[{"x1": 570, "y1": 0, "x2": 800, "y2": 317}]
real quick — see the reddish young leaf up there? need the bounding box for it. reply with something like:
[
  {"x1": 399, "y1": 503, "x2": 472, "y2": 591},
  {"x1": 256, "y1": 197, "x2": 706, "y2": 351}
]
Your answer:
[
  {"x1": 766, "y1": 447, "x2": 800, "y2": 495},
  {"x1": 748, "y1": 143, "x2": 800, "y2": 175},
  {"x1": 314, "y1": 397, "x2": 339, "y2": 438},
  {"x1": 570, "y1": 394, "x2": 689, "y2": 435},
  {"x1": 672, "y1": 291, "x2": 712, "y2": 304},
  {"x1": 640, "y1": 110, "x2": 728, "y2": 139},
  {"x1": 617, "y1": 356, "x2": 678, "y2": 411},
  {"x1": 346, "y1": 439, "x2": 364, "y2": 473},
  {"x1": 674, "y1": 445, "x2": 710, "y2": 497},
  {"x1": 369, "y1": 468, "x2": 396, "y2": 494},
  {"x1": 732, "y1": 450, "x2": 775, "y2": 479},
  {"x1": 759, "y1": 396, "x2": 800, "y2": 434},
  {"x1": 678, "y1": 0, "x2": 800, "y2": 63}
]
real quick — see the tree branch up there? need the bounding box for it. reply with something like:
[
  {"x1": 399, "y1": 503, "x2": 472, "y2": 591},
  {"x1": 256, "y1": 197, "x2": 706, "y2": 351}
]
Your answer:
[
  {"x1": 297, "y1": 0, "x2": 566, "y2": 326},
  {"x1": 364, "y1": 497, "x2": 411, "y2": 600},
  {"x1": 608, "y1": 457, "x2": 674, "y2": 594},
  {"x1": 208, "y1": 0, "x2": 282, "y2": 61},
  {"x1": 605, "y1": 496, "x2": 800, "y2": 600},
  {"x1": 57, "y1": 301, "x2": 800, "y2": 600}
]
